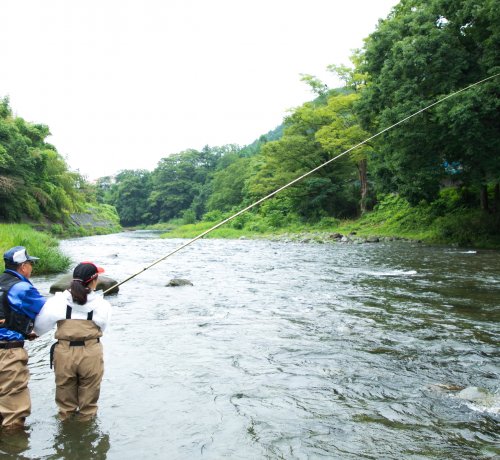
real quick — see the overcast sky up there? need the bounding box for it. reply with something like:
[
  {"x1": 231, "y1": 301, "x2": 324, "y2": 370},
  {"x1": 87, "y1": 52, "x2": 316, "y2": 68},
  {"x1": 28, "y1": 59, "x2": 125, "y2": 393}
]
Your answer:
[{"x1": 2, "y1": 0, "x2": 399, "y2": 180}]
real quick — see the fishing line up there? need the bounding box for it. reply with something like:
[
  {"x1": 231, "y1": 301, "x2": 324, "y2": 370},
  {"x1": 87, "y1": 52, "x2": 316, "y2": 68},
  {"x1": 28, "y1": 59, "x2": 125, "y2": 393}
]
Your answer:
[{"x1": 103, "y1": 72, "x2": 499, "y2": 294}]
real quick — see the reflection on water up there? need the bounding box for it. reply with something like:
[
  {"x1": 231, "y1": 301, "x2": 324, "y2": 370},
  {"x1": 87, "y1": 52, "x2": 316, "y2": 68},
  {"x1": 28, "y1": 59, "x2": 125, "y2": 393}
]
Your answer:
[
  {"x1": 4, "y1": 232, "x2": 498, "y2": 459},
  {"x1": 49, "y1": 419, "x2": 110, "y2": 460},
  {"x1": 0, "y1": 429, "x2": 30, "y2": 459},
  {"x1": 0, "y1": 419, "x2": 109, "y2": 460}
]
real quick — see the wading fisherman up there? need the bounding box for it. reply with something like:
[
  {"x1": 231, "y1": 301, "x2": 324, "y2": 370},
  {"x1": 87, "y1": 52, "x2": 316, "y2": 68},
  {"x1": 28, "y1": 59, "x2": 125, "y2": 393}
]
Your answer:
[
  {"x1": 0, "y1": 246, "x2": 46, "y2": 431},
  {"x1": 34, "y1": 262, "x2": 112, "y2": 421}
]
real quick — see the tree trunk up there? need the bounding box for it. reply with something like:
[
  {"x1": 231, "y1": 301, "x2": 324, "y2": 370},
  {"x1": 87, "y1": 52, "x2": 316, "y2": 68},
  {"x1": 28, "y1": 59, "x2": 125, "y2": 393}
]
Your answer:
[
  {"x1": 357, "y1": 158, "x2": 368, "y2": 214},
  {"x1": 480, "y1": 184, "x2": 489, "y2": 212},
  {"x1": 493, "y1": 182, "x2": 499, "y2": 214}
]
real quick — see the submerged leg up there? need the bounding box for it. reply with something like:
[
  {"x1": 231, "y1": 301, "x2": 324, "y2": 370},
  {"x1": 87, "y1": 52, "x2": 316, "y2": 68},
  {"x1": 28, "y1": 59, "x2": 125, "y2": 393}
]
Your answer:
[
  {"x1": 54, "y1": 346, "x2": 79, "y2": 420},
  {"x1": 77, "y1": 342, "x2": 104, "y2": 420},
  {"x1": 0, "y1": 348, "x2": 31, "y2": 429}
]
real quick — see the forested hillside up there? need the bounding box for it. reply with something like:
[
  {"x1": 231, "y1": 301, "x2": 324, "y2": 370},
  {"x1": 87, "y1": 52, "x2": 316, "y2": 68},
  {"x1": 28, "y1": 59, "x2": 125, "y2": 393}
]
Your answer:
[
  {"x1": 0, "y1": 97, "x2": 81, "y2": 222},
  {"x1": 1, "y1": 0, "x2": 498, "y2": 247},
  {"x1": 0, "y1": 97, "x2": 119, "y2": 235},
  {"x1": 97, "y1": 0, "x2": 499, "y2": 245}
]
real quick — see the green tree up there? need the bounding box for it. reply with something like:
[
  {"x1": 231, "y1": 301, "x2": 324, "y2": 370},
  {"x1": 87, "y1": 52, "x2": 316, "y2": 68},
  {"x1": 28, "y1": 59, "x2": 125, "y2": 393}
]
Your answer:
[
  {"x1": 149, "y1": 148, "x2": 223, "y2": 222},
  {"x1": 315, "y1": 92, "x2": 374, "y2": 213},
  {"x1": 358, "y1": 0, "x2": 500, "y2": 209},
  {"x1": 0, "y1": 97, "x2": 83, "y2": 221},
  {"x1": 207, "y1": 157, "x2": 251, "y2": 212},
  {"x1": 245, "y1": 98, "x2": 359, "y2": 220},
  {"x1": 110, "y1": 170, "x2": 152, "y2": 226}
]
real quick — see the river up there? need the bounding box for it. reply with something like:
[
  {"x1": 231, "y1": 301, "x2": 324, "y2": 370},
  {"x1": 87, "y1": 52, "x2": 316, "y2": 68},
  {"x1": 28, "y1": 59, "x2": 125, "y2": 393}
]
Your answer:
[{"x1": 1, "y1": 231, "x2": 499, "y2": 459}]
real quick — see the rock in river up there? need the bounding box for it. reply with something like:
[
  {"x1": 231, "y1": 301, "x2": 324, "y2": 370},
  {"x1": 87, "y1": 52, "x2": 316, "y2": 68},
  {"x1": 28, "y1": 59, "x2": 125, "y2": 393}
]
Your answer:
[
  {"x1": 50, "y1": 273, "x2": 120, "y2": 295},
  {"x1": 166, "y1": 278, "x2": 193, "y2": 287}
]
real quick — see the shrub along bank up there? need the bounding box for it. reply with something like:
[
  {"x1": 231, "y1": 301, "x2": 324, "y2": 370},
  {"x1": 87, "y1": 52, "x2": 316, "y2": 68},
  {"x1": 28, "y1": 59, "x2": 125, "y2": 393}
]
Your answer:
[
  {"x1": 1, "y1": 202, "x2": 122, "y2": 274},
  {"x1": 160, "y1": 191, "x2": 500, "y2": 250},
  {"x1": 0, "y1": 224, "x2": 71, "y2": 274}
]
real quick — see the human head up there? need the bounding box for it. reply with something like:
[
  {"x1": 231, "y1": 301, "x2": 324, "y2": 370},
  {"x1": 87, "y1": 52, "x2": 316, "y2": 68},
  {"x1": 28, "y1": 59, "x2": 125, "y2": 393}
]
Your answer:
[
  {"x1": 73, "y1": 262, "x2": 105, "y2": 285},
  {"x1": 3, "y1": 246, "x2": 39, "y2": 276},
  {"x1": 70, "y1": 262, "x2": 105, "y2": 305}
]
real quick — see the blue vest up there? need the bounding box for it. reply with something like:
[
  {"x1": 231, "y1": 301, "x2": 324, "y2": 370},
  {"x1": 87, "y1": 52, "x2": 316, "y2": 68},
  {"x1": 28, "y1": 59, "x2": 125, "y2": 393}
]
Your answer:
[{"x1": 0, "y1": 272, "x2": 35, "y2": 338}]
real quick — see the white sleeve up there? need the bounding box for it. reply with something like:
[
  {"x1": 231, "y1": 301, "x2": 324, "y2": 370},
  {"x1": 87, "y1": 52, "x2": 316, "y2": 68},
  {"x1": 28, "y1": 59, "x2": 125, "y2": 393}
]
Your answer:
[
  {"x1": 33, "y1": 296, "x2": 60, "y2": 336},
  {"x1": 101, "y1": 300, "x2": 112, "y2": 332},
  {"x1": 92, "y1": 297, "x2": 112, "y2": 333}
]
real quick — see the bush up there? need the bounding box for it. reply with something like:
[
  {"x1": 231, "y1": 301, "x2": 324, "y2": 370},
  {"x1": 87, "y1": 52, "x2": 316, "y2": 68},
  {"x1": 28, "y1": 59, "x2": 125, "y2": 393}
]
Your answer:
[
  {"x1": 203, "y1": 210, "x2": 225, "y2": 222},
  {"x1": 181, "y1": 209, "x2": 197, "y2": 225},
  {"x1": 433, "y1": 210, "x2": 500, "y2": 246},
  {"x1": 317, "y1": 216, "x2": 341, "y2": 229},
  {"x1": 230, "y1": 212, "x2": 252, "y2": 230},
  {"x1": 50, "y1": 224, "x2": 64, "y2": 235},
  {"x1": 0, "y1": 224, "x2": 70, "y2": 274}
]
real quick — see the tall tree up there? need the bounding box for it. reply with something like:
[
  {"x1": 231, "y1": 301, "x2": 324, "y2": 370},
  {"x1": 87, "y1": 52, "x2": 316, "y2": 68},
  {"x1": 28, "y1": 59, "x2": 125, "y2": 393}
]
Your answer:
[
  {"x1": 109, "y1": 170, "x2": 152, "y2": 226},
  {"x1": 358, "y1": 0, "x2": 500, "y2": 209},
  {"x1": 245, "y1": 98, "x2": 359, "y2": 220},
  {"x1": 0, "y1": 97, "x2": 82, "y2": 221},
  {"x1": 315, "y1": 92, "x2": 374, "y2": 213},
  {"x1": 207, "y1": 156, "x2": 251, "y2": 212}
]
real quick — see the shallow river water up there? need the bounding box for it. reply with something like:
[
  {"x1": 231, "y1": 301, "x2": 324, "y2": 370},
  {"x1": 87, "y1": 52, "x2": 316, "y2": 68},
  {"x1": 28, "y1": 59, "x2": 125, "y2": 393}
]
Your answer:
[{"x1": 1, "y1": 231, "x2": 499, "y2": 459}]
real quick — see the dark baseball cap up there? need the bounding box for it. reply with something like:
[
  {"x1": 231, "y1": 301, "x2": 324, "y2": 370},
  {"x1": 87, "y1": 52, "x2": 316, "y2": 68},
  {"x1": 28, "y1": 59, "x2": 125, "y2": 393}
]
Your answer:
[{"x1": 73, "y1": 261, "x2": 105, "y2": 285}]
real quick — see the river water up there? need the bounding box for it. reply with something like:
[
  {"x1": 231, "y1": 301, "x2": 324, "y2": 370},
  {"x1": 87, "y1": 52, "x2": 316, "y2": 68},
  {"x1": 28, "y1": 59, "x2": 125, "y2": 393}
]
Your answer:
[{"x1": 1, "y1": 231, "x2": 499, "y2": 459}]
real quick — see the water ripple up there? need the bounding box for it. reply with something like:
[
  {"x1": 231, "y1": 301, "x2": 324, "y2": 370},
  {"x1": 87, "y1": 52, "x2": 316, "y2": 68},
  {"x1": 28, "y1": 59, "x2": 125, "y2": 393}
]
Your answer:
[{"x1": 19, "y1": 234, "x2": 499, "y2": 459}]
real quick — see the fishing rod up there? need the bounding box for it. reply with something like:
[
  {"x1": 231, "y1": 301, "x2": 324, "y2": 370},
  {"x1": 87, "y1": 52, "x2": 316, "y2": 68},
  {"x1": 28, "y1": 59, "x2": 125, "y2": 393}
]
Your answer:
[{"x1": 103, "y1": 72, "x2": 499, "y2": 295}]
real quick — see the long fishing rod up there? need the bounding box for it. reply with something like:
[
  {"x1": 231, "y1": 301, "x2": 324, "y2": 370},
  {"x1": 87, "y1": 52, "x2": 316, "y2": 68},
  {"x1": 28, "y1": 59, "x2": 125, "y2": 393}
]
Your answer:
[{"x1": 103, "y1": 72, "x2": 499, "y2": 295}]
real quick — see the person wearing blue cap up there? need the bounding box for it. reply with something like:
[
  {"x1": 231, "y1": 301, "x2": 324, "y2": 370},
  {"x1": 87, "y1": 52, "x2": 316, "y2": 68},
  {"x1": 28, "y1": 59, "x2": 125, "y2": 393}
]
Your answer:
[{"x1": 0, "y1": 246, "x2": 46, "y2": 431}]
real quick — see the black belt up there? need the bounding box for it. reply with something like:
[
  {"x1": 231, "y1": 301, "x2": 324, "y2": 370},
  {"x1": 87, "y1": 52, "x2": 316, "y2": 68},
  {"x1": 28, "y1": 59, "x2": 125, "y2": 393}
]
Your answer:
[
  {"x1": 49, "y1": 338, "x2": 100, "y2": 368},
  {"x1": 0, "y1": 341, "x2": 24, "y2": 349}
]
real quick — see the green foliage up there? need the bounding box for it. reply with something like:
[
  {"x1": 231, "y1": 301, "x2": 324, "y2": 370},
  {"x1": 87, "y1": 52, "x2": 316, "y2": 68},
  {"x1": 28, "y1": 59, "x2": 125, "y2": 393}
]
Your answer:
[
  {"x1": 50, "y1": 224, "x2": 64, "y2": 235},
  {"x1": 0, "y1": 97, "x2": 99, "y2": 226},
  {"x1": 100, "y1": 145, "x2": 259, "y2": 227},
  {"x1": 55, "y1": 203, "x2": 121, "y2": 238},
  {"x1": 433, "y1": 211, "x2": 500, "y2": 247},
  {"x1": 240, "y1": 126, "x2": 283, "y2": 157},
  {"x1": 316, "y1": 216, "x2": 341, "y2": 229},
  {"x1": 114, "y1": 0, "x2": 499, "y2": 248},
  {"x1": 149, "y1": 148, "x2": 217, "y2": 222},
  {"x1": 358, "y1": 0, "x2": 500, "y2": 207},
  {"x1": 3, "y1": 1, "x2": 496, "y2": 250},
  {"x1": 100, "y1": 169, "x2": 152, "y2": 226},
  {"x1": 181, "y1": 209, "x2": 197, "y2": 225},
  {"x1": 203, "y1": 210, "x2": 227, "y2": 222},
  {"x1": 242, "y1": 89, "x2": 373, "y2": 220},
  {"x1": 0, "y1": 224, "x2": 70, "y2": 274},
  {"x1": 333, "y1": 188, "x2": 500, "y2": 247},
  {"x1": 207, "y1": 156, "x2": 251, "y2": 212}
]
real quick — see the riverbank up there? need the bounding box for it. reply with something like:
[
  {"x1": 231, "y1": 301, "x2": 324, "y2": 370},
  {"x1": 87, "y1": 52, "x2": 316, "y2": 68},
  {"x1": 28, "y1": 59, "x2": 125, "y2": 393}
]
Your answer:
[
  {"x1": 0, "y1": 204, "x2": 122, "y2": 274},
  {"x1": 0, "y1": 224, "x2": 71, "y2": 274},
  {"x1": 157, "y1": 194, "x2": 500, "y2": 249}
]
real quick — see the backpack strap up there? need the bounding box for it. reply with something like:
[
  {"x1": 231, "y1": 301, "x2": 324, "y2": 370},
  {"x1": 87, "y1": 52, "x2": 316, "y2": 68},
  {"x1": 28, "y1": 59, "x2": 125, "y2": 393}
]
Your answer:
[{"x1": 66, "y1": 305, "x2": 93, "y2": 320}]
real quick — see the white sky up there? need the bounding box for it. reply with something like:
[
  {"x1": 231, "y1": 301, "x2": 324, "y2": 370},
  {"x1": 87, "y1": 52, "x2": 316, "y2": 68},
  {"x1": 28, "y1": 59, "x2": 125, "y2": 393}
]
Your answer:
[{"x1": 1, "y1": 0, "x2": 399, "y2": 180}]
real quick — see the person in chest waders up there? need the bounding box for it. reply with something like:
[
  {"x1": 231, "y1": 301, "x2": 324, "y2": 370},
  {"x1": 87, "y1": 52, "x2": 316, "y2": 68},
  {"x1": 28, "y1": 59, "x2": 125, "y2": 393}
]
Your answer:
[
  {"x1": 0, "y1": 246, "x2": 46, "y2": 431},
  {"x1": 34, "y1": 262, "x2": 112, "y2": 421}
]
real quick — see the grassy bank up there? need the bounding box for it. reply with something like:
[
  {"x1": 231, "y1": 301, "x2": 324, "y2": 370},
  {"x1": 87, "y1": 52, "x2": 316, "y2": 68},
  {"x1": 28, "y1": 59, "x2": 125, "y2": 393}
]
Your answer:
[
  {"x1": 159, "y1": 192, "x2": 500, "y2": 249},
  {"x1": 337, "y1": 193, "x2": 500, "y2": 249},
  {"x1": 0, "y1": 224, "x2": 71, "y2": 274}
]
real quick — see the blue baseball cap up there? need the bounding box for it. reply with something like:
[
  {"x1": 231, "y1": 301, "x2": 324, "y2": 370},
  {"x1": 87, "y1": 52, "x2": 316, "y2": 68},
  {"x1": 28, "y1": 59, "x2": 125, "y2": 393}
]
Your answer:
[{"x1": 3, "y1": 246, "x2": 40, "y2": 264}]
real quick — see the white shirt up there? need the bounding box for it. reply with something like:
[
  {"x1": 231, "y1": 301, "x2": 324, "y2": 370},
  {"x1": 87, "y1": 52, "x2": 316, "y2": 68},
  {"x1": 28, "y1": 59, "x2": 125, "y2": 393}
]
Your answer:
[{"x1": 34, "y1": 290, "x2": 112, "y2": 337}]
